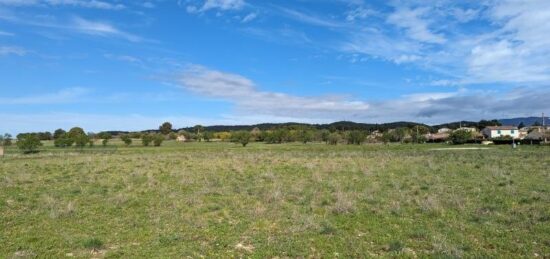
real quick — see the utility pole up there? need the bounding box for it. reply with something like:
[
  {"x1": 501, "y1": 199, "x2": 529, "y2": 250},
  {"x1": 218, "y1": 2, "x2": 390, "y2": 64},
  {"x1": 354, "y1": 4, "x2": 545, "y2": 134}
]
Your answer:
[{"x1": 544, "y1": 112, "x2": 547, "y2": 143}]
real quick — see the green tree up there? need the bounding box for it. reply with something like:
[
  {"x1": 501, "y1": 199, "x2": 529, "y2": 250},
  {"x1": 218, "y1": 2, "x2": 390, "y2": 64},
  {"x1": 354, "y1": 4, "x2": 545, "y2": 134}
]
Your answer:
[
  {"x1": 100, "y1": 133, "x2": 112, "y2": 147},
  {"x1": 153, "y1": 134, "x2": 165, "y2": 146},
  {"x1": 203, "y1": 131, "x2": 214, "y2": 142},
  {"x1": 68, "y1": 127, "x2": 86, "y2": 139},
  {"x1": 194, "y1": 125, "x2": 204, "y2": 141},
  {"x1": 297, "y1": 129, "x2": 314, "y2": 144},
  {"x1": 16, "y1": 134, "x2": 43, "y2": 154},
  {"x1": 346, "y1": 130, "x2": 367, "y2": 145},
  {"x1": 518, "y1": 122, "x2": 525, "y2": 129},
  {"x1": 53, "y1": 129, "x2": 66, "y2": 140},
  {"x1": 54, "y1": 133, "x2": 74, "y2": 147},
  {"x1": 449, "y1": 129, "x2": 473, "y2": 144},
  {"x1": 142, "y1": 134, "x2": 154, "y2": 146},
  {"x1": 2, "y1": 133, "x2": 12, "y2": 146},
  {"x1": 231, "y1": 131, "x2": 251, "y2": 147},
  {"x1": 327, "y1": 132, "x2": 341, "y2": 145},
  {"x1": 319, "y1": 129, "x2": 330, "y2": 144},
  {"x1": 121, "y1": 134, "x2": 132, "y2": 146},
  {"x1": 159, "y1": 122, "x2": 173, "y2": 135},
  {"x1": 74, "y1": 133, "x2": 90, "y2": 149}
]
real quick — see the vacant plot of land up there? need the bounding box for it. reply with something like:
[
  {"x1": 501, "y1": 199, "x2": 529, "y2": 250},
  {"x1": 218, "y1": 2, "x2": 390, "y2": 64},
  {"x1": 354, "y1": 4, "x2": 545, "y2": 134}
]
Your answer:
[{"x1": 1, "y1": 143, "x2": 549, "y2": 257}]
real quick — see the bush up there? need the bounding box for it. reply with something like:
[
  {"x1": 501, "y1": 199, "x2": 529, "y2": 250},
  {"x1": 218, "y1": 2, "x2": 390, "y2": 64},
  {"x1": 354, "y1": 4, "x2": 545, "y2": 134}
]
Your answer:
[
  {"x1": 74, "y1": 134, "x2": 90, "y2": 149},
  {"x1": 449, "y1": 129, "x2": 473, "y2": 144},
  {"x1": 153, "y1": 134, "x2": 165, "y2": 146},
  {"x1": 231, "y1": 131, "x2": 251, "y2": 147},
  {"x1": 346, "y1": 130, "x2": 367, "y2": 145},
  {"x1": 16, "y1": 134, "x2": 43, "y2": 154},
  {"x1": 327, "y1": 133, "x2": 341, "y2": 145},
  {"x1": 142, "y1": 134, "x2": 154, "y2": 146},
  {"x1": 1, "y1": 133, "x2": 12, "y2": 146},
  {"x1": 121, "y1": 134, "x2": 132, "y2": 146},
  {"x1": 54, "y1": 133, "x2": 74, "y2": 147}
]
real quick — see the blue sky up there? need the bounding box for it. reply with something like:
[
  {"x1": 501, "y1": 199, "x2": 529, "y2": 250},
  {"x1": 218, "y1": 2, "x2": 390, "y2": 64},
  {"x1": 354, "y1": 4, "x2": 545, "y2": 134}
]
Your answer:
[{"x1": 1, "y1": 0, "x2": 549, "y2": 133}]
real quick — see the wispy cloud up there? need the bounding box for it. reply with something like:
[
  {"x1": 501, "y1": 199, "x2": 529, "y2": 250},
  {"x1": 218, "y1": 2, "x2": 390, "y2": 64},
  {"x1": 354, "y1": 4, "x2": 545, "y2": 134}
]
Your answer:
[
  {"x1": 0, "y1": 0, "x2": 125, "y2": 10},
  {"x1": 0, "y1": 45, "x2": 26, "y2": 55},
  {"x1": 174, "y1": 65, "x2": 550, "y2": 124},
  {"x1": 0, "y1": 30, "x2": 14, "y2": 36},
  {"x1": 186, "y1": 0, "x2": 245, "y2": 13},
  {"x1": 387, "y1": 7, "x2": 446, "y2": 44},
  {"x1": 279, "y1": 7, "x2": 345, "y2": 28},
  {"x1": 0, "y1": 87, "x2": 90, "y2": 104}
]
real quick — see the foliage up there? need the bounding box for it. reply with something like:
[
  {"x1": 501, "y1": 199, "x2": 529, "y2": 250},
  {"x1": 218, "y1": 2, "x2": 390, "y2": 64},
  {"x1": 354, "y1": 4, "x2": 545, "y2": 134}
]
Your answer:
[
  {"x1": 231, "y1": 131, "x2": 251, "y2": 147},
  {"x1": 142, "y1": 134, "x2": 154, "y2": 146},
  {"x1": 203, "y1": 131, "x2": 214, "y2": 142},
  {"x1": 121, "y1": 134, "x2": 132, "y2": 146},
  {"x1": 74, "y1": 133, "x2": 90, "y2": 149},
  {"x1": 153, "y1": 134, "x2": 165, "y2": 146},
  {"x1": 159, "y1": 122, "x2": 173, "y2": 135},
  {"x1": 327, "y1": 132, "x2": 341, "y2": 145},
  {"x1": 16, "y1": 134, "x2": 43, "y2": 154},
  {"x1": 346, "y1": 130, "x2": 367, "y2": 145},
  {"x1": 449, "y1": 129, "x2": 473, "y2": 144},
  {"x1": 54, "y1": 133, "x2": 74, "y2": 147},
  {"x1": 2, "y1": 133, "x2": 12, "y2": 146},
  {"x1": 297, "y1": 129, "x2": 314, "y2": 144}
]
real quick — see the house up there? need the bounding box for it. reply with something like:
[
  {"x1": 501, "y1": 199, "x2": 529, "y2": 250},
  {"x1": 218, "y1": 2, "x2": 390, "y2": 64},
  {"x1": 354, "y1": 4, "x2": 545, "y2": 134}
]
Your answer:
[
  {"x1": 437, "y1": 128, "x2": 451, "y2": 133},
  {"x1": 426, "y1": 133, "x2": 449, "y2": 142},
  {"x1": 456, "y1": 127, "x2": 478, "y2": 133},
  {"x1": 482, "y1": 126, "x2": 519, "y2": 139},
  {"x1": 176, "y1": 135, "x2": 187, "y2": 142}
]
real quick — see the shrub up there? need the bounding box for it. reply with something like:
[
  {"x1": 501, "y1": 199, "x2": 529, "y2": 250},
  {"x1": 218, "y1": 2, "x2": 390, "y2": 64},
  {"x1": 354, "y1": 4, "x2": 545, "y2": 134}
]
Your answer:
[
  {"x1": 449, "y1": 130, "x2": 473, "y2": 144},
  {"x1": 121, "y1": 134, "x2": 132, "y2": 146},
  {"x1": 327, "y1": 132, "x2": 341, "y2": 145},
  {"x1": 346, "y1": 130, "x2": 367, "y2": 145},
  {"x1": 153, "y1": 134, "x2": 165, "y2": 146},
  {"x1": 83, "y1": 238, "x2": 103, "y2": 249},
  {"x1": 142, "y1": 134, "x2": 154, "y2": 146},
  {"x1": 16, "y1": 134, "x2": 43, "y2": 154},
  {"x1": 231, "y1": 131, "x2": 251, "y2": 147},
  {"x1": 54, "y1": 133, "x2": 74, "y2": 147}
]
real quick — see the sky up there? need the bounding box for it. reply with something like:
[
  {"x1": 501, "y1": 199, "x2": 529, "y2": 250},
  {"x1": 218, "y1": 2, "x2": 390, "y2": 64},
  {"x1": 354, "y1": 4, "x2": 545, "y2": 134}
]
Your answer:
[{"x1": 0, "y1": 0, "x2": 549, "y2": 133}]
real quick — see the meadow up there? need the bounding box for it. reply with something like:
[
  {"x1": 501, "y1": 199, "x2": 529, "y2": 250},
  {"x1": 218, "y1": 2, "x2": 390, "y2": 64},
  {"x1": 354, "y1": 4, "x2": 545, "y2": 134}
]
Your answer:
[{"x1": 1, "y1": 141, "x2": 549, "y2": 258}]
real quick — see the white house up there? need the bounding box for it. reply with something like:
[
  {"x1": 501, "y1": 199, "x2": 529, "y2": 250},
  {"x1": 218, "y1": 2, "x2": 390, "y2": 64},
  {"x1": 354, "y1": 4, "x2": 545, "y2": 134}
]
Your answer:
[
  {"x1": 437, "y1": 128, "x2": 451, "y2": 133},
  {"x1": 482, "y1": 126, "x2": 519, "y2": 139}
]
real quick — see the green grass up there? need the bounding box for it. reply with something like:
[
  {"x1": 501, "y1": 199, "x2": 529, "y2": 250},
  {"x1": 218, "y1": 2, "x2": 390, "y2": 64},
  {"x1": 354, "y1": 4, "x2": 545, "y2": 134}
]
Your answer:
[{"x1": 1, "y1": 142, "x2": 549, "y2": 257}]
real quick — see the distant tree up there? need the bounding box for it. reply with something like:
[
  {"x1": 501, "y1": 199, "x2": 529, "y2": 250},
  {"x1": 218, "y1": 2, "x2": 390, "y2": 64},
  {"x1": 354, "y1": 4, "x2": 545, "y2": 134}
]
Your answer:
[
  {"x1": 449, "y1": 129, "x2": 473, "y2": 144},
  {"x1": 54, "y1": 133, "x2": 74, "y2": 147},
  {"x1": 327, "y1": 132, "x2": 341, "y2": 145},
  {"x1": 319, "y1": 129, "x2": 330, "y2": 144},
  {"x1": 74, "y1": 134, "x2": 90, "y2": 149},
  {"x1": 129, "y1": 132, "x2": 142, "y2": 139},
  {"x1": 203, "y1": 131, "x2": 214, "y2": 142},
  {"x1": 297, "y1": 129, "x2": 314, "y2": 144},
  {"x1": 477, "y1": 119, "x2": 501, "y2": 130},
  {"x1": 2, "y1": 133, "x2": 12, "y2": 146},
  {"x1": 168, "y1": 132, "x2": 178, "y2": 140},
  {"x1": 121, "y1": 134, "x2": 132, "y2": 146},
  {"x1": 518, "y1": 122, "x2": 525, "y2": 129},
  {"x1": 16, "y1": 134, "x2": 43, "y2": 154},
  {"x1": 231, "y1": 131, "x2": 251, "y2": 147},
  {"x1": 194, "y1": 125, "x2": 204, "y2": 136},
  {"x1": 346, "y1": 130, "x2": 367, "y2": 145},
  {"x1": 153, "y1": 134, "x2": 165, "y2": 146},
  {"x1": 101, "y1": 133, "x2": 112, "y2": 147},
  {"x1": 411, "y1": 126, "x2": 429, "y2": 144},
  {"x1": 159, "y1": 122, "x2": 173, "y2": 135},
  {"x1": 250, "y1": 127, "x2": 262, "y2": 141},
  {"x1": 381, "y1": 132, "x2": 392, "y2": 144},
  {"x1": 142, "y1": 134, "x2": 154, "y2": 146},
  {"x1": 533, "y1": 121, "x2": 542, "y2": 127},
  {"x1": 68, "y1": 127, "x2": 86, "y2": 139},
  {"x1": 53, "y1": 129, "x2": 66, "y2": 140}
]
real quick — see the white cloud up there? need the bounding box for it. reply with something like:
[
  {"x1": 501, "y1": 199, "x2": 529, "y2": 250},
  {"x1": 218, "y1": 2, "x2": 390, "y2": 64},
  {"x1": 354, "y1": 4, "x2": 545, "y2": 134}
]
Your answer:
[
  {"x1": 241, "y1": 12, "x2": 256, "y2": 23},
  {"x1": 0, "y1": 0, "x2": 125, "y2": 10},
  {"x1": 346, "y1": 7, "x2": 377, "y2": 21},
  {"x1": 202, "y1": 0, "x2": 244, "y2": 11},
  {"x1": 279, "y1": 7, "x2": 345, "y2": 28},
  {"x1": 71, "y1": 16, "x2": 141, "y2": 42},
  {"x1": 0, "y1": 87, "x2": 90, "y2": 104},
  {"x1": 0, "y1": 30, "x2": 14, "y2": 36},
  {"x1": 177, "y1": 66, "x2": 371, "y2": 119},
  {"x1": 387, "y1": 7, "x2": 446, "y2": 44},
  {"x1": 0, "y1": 45, "x2": 26, "y2": 55}
]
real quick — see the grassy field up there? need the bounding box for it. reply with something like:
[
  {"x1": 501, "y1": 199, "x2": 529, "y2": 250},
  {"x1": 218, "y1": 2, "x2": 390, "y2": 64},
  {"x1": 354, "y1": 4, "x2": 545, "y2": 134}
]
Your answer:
[{"x1": 1, "y1": 142, "x2": 549, "y2": 258}]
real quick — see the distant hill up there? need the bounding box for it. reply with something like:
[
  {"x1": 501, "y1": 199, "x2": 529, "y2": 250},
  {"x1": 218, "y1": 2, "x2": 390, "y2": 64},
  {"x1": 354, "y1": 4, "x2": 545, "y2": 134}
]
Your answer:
[{"x1": 499, "y1": 117, "x2": 549, "y2": 126}]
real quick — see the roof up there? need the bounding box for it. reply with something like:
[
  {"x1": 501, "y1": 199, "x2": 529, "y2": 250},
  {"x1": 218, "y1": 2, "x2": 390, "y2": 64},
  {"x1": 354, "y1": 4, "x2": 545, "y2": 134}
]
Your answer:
[{"x1": 484, "y1": 126, "x2": 518, "y2": 130}]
